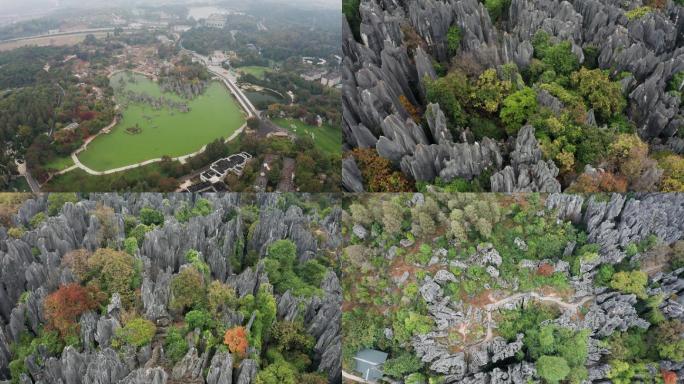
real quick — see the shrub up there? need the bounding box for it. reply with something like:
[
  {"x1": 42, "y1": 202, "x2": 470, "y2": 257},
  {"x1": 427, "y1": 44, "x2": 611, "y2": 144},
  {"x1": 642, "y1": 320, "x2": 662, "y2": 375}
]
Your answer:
[
  {"x1": 185, "y1": 310, "x2": 213, "y2": 331},
  {"x1": 139, "y1": 207, "x2": 164, "y2": 226},
  {"x1": 207, "y1": 280, "x2": 237, "y2": 315},
  {"x1": 350, "y1": 149, "x2": 413, "y2": 192},
  {"x1": 170, "y1": 266, "x2": 206, "y2": 313},
  {"x1": 129, "y1": 223, "x2": 152, "y2": 246},
  {"x1": 447, "y1": 26, "x2": 462, "y2": 55},
  {"x1": 164, "y1": 326, "x2": 188, "y2": 363},
  {"x1": 7, "y1": 227, "x2": 25, "y2": 239},
  {"x1": 271, "y1": 321, "x2": 315, "y2": 352},
  {"x1": 610, "y1": 270, "x2": 648, "y2": 299},
  {"x1": 500, "y1": 87, "x2": 537, "y2": 135},
  {"x1": 185, "y1": 249, "x2": 210, "y2": 277},
  {"x1": 484, "y1": 0, "x2": 511, "y2": 22},
  {"x1": 425, "y1": 70, "x2": 470, "y2": 126},
  {"x1": 47, "y1": 193, "x2": 78, "y2": 216},
  {"x1": 124, "y1": 237, "x2": 138, "y2": 255},
  {"x1": 625, "y1": 6, "x2": 652, "y2": 20},
  {"x1": 254, "y1": 359, "x2": 297, "y2": 384},
  {"x1": 87, "y1": 248, "x2": 141, "y2": 307},
  {"x1": 29, "y1": 212, "x2": 46, "y2": 229},
  {"x1": 536, "y1": 355, "x2": 570, "y2": 384},
  {"x1": 113, "y1": 317, "x2": 156, "y2": 348},
  {"x1": 224, "y1": 326, "x2": 249, "y2": 357},
  {"x1": 44, "y1": 284, "x2": 101, "y2": 338},
  {"x1": 571, "y1": 68, "x2": 625, "y2": 121},
  {"x1": 383, "y1": 353, "x2": 424, "y2": 378},
  {"x1": 61, "y1": 249, "x2": 91, "y2": 282}
]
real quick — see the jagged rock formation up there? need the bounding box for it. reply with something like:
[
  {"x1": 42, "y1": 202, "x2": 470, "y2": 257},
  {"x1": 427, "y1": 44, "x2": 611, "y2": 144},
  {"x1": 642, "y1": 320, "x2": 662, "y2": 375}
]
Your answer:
[
  {"x1": 343, "y1": 0, "x2": 684, "y2": 189},
  {"x1": 0, "y1": 194, "x2": 341, "y2": 384},
  {"x1": 490, "y1": 125, "x2": 561, "y2": 192}
]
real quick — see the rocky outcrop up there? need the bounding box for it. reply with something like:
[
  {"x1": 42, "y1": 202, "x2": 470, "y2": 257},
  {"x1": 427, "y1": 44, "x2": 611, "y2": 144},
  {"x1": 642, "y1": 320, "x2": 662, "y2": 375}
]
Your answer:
[
  {"x1": 119, "y1": 367, "x2": 167, "y2": 384},
  {"x1": 206, "y1": 352, "x2": 233, "y2": 384},
  {"x1": 581, "y1": 292, "x2": 650, "y2": 337},
  {"x1": 0, "y1": 194, "x2": 341, "y2": 383},
  {"x1": 343, "y1": 0, "x2": 684, "y2": 189},
  {"x1": 490, "y1": 125, "x2": 561, "y2": 192},
  {"x1": 342, "y1": 157, "x2": 364, "y2": 192},
  {"x1": 235, "y1": 359, "x2": 256, "y2": 384}
]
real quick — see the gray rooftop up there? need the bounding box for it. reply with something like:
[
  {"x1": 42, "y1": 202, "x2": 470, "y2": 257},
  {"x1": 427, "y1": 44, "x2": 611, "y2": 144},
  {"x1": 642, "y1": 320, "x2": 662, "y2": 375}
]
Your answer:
[{"x1": 353, "y1": 349, "x2": 388, "y2": 382}]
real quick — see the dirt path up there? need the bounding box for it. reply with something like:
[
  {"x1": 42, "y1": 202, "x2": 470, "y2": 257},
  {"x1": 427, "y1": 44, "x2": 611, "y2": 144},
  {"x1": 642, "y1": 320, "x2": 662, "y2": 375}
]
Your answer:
[
  {"x1": 277, "y1": 157, "x2": 296, "y2": 192},
  {"x1": 470, "y1": 291, "x2": 594, "y2": 347}
]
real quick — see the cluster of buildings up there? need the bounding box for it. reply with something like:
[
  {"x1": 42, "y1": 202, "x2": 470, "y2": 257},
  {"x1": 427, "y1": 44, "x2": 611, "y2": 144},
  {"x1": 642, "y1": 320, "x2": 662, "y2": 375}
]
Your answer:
[
  {"x1": 183, "y1": 152, "x2": 252, "y2": 192},
  {"x1": 205, "y1": 14, "x2": 227, "y2": 29},
  {"x1": 200, "y1": 152, "x2": 252, "y2": 183},
  {"x1": 300, "y1": 70, "x2": 341, "y2": 88}
]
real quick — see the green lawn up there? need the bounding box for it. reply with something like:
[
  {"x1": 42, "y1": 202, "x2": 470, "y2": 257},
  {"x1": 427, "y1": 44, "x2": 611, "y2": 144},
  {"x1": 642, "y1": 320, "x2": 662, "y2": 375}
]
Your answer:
[
  {"x1": 236, "y1": 66, "x2": 270, "y2": 79},
  {"x1": 78, "y1": 72, "x2": 245, "y2": 172},
  {"x1": 272, "y1": 118, "x2": 341, "y2": 154},
  {"x1": 44, "y1": 155, "x2": 74, "y2": 172}
]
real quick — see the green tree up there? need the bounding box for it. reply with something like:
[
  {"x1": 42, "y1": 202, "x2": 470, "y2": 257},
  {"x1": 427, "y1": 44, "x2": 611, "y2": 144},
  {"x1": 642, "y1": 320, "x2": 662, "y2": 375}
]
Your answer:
[
  {"x1": 500, "y1": 87, "x2": 537, "y2": 135},
  {"x1": 139, "y1": 207, "x2": 164, "y2": 226},
  {"x1": 383, "y1": 353, "x2": 424, "y2": 378},
  {"x1": 536, "y1": 355, "x2": 570, "y2": 384},
  {"x1": 255, "y1": 359, "x2": 297, "y2": 384},
  {"x1": 610, "y1": 270, "x2": 648, "y2": 299},
  {"x1": 185, "y1": 309, "x2": 213, "y2": 331},
  {"x1": 124, "y1": 237, "x2": 138, "y2": 255},
  {"x1": 425, "y1": 71, "x2": 470, "y2": 126},
  {"x1": 113, "y1": 317, "x2": 156, "y2": 348},
  {"x1": 47, "y1": 193, "x2": 78, "y2": 216},
  {"x1": 87, "y1": 248, "x2": 141, "y2": 307},
  {"x1": 447, "y1": 26, "x2": 462, "y2": 55},
  {"x1": 170, "y1": 266, "x2": 206, "y2": 313},
  {"x1": 207, "y1": 280, "x2": 237, "y2": 316},
  {"x1": 484, "y1": 0, "x2": 511, "y2": 22},
  {"x1": 164, "y1": 326, "x2": 188, "y2": 363},
  {"x1": 571, "y1": 68, "x2": 625, "y2": 121}
]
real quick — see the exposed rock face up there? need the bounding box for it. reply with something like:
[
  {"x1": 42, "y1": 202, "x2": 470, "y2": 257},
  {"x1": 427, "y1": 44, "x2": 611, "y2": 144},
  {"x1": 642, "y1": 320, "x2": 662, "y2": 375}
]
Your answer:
[
  {"x1": 581, "y1": 292, "x2": 650, "y2": 337},
  {"x1": 119, "y1": 367, "x2": 167, "y2": 384},
  {"x1": 206, "y1": 352, "x2": 233, "y2": 384},
  {"x1": 343, "y1": 0, "x2": 684, "y2": 188},
  {"x1": 235, "y1": 359, "x2": 256, "y2": 384},
  {"x1": 171, "y1": 347, "x2": 204, "y2": 380},
  {"x1": 580, "y1": 193, "x2": 684, "y2": 270},
  {"x1": 490, "y1": 126, "x2": 561, "y2": 193},
  {"x1": 342, "y1": 156, "x2": 365, "y2": 192},
  {"x1": 0, "y1": 194, "x2": 341, "y2": 383}
]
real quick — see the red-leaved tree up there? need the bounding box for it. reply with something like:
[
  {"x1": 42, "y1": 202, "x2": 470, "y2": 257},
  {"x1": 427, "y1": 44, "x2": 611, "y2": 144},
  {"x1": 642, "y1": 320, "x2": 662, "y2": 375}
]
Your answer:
[
  {"x1": 44, "y1": 283, "x2": 101, "y2": 338},
  {"x1": 223, "y1": 326, "x2": 249, "y2": 357}
]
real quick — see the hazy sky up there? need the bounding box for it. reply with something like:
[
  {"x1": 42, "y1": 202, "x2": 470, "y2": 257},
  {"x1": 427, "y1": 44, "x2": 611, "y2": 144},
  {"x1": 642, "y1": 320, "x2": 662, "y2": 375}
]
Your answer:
[{"x1": 0, "y1": 0, "x2": 339, "y2": 15}]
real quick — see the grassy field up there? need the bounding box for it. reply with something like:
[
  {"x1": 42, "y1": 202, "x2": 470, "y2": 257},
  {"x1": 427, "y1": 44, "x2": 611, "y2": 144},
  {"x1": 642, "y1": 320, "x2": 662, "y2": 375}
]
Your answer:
[
  {"x1": 44, "y1": 156, "x2": 74, "y2": 172},
  {"x1": 236, "y1": 66, "x2": 271, "y2": 79},
  {"x1": 0, "y1": 32, "x2": 109, "y2": 52},
  {"x1": 78, "y1": 72, "x2": 245, "y2": 172},
  {"x1": 273, "y1": 118, "x2": 341, "y2": 154}
]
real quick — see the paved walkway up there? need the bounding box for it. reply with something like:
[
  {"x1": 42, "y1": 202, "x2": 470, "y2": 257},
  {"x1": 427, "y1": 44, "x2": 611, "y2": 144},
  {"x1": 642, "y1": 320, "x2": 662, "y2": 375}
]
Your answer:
[{"x1": 342, "y1": 370, "x2": 372, "y2": 383}]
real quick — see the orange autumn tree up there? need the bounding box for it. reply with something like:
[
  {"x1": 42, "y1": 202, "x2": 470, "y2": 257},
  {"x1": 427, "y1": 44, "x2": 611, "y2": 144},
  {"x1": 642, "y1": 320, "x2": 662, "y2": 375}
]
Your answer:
[
  {"x1": 44, "y1": 283, "x2": 101, "y2": 338},
  {"x1": 223, "y1": 326, "x2": 249, "y2": 357}
]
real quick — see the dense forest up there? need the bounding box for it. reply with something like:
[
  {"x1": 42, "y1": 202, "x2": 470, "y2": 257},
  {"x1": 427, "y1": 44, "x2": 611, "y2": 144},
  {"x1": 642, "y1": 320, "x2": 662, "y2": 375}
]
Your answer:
[
  {"x1": 343, "y1": 192, "x2": 684, "y2": 383},
  {"x1": 0, "y1": 193, "x2": 341, "y2": 384},
  {"x1": 181, "y1": 6, "x2": 340, "y2": 62},
  {"x1": 342, "y1": 0, "x2": 684, "y2": 193}
]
